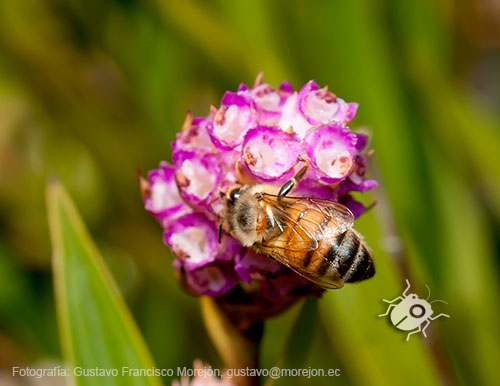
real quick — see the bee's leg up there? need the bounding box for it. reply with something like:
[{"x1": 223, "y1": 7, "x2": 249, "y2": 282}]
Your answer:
[
  {"x1": 218, "y1": 223, "x2": 223, "y2": 244},
  {"x1": 278, "y1": 160, "x2": 309, "y2": 198}
]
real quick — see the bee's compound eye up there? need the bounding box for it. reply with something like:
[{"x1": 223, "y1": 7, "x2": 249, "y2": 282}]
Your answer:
[
  {"x1": 409, "y1": 304, "x2": 425, "y2": 318},
  {"x1": 229, "y1": 188, "x2": 241, "y2": 202}
]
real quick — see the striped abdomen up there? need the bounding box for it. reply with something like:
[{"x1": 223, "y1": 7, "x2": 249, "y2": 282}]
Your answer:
[
  {"x1": 306, "y1": 228, "x2": 375, "y2": 288},
  {"x1": 255, "y1": 203, "x2": 375, "y2": 289}
]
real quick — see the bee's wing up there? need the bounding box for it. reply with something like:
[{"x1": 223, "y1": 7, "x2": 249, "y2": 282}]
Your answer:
[
  {"x1": 256, "y1": 195, "x2": 352, "y2": 289},
  {"x1": 259, "y1": 194, "x2": 355, "y2": 252},
  {"x1": 285, "y1": 196, "x2": 355, "y2": 232}
]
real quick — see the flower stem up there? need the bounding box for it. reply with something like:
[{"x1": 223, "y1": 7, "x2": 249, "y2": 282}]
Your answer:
[{"x1": 201, "y1": 296, "x2": 261, "y2": 386}]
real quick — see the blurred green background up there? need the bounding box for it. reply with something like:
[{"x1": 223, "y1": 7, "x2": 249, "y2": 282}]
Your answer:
[{"x1": 1, "y1": 0, "x2": 499, "y2": 385}]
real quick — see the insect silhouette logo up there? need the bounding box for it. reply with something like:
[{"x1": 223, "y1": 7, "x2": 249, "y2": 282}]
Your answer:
[{"x1": 379, "y1": 279, "x2": 450, "y2": 341}]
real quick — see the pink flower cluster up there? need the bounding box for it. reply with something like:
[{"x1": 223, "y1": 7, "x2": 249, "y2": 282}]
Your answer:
[{"x1": 140, "y1": 74, "x2": 377, "y2": 300}]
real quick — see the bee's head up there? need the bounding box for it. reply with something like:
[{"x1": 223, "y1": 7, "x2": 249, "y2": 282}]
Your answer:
[
  {"x1": 220, "y1": 184, "x2": 265, "y2": 247},
  {"x1": 222, "y1": 187, "x2": 241, "y2": 208}
]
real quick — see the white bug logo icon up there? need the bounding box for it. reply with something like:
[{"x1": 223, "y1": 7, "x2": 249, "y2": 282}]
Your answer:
[{"x1": 379, "y1": 279, "x2": 450, "y2": 341}]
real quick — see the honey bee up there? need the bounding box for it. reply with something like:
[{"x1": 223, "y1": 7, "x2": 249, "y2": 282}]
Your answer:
[{"x1": 222, "y1": 162, "x2": 375, "y2": 289}]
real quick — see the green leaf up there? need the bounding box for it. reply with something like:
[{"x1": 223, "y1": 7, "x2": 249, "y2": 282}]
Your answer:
[
  {"x1": 46, "y1": 179, "x2": 162, "y2": 386},
  {"x1": 276, "y1": 297, "x2": 318, "y2": 371},
  {"x1": 265, "y1": 297, "x2": 318, "y2": 386},
  {"x1": 319, "y1": 207, "x2": 443, "y2": 386}
]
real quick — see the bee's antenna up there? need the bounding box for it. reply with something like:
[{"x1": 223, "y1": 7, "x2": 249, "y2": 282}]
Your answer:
[
  {"x1": 218, "y1": 223, "x2": 223, "y2": 244},
  {"x1": 219, "y1": 191, "x2": 225, "y2": 200},
  {"x1": 365, "y1": 201, "x2": 377, "y2": 212},
  {"x1": 425, "y1": 285, "x2": 431, "y2": 300},
  {"x1": 430, "y1": 299, "x2": 448, "y2": 305}
]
